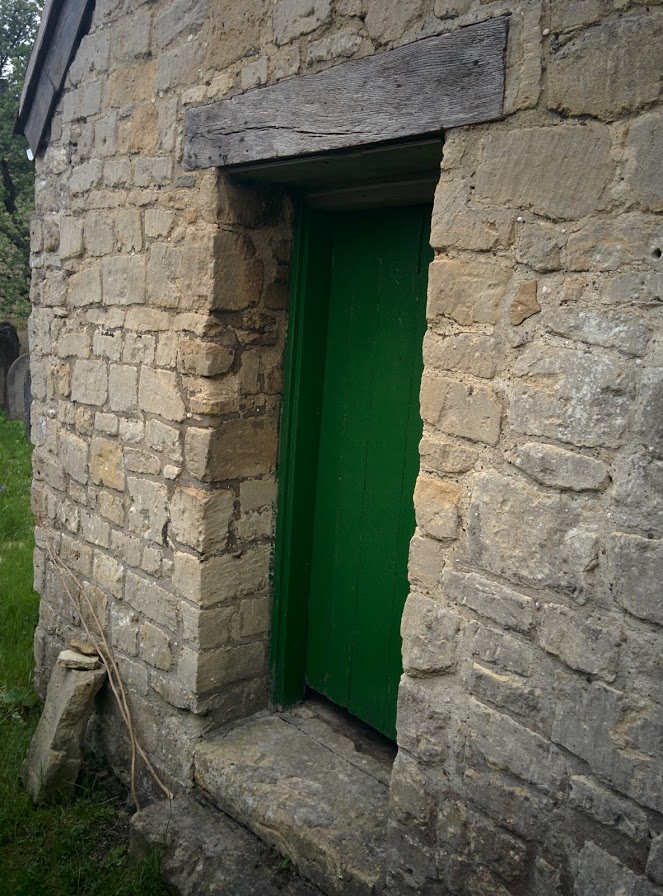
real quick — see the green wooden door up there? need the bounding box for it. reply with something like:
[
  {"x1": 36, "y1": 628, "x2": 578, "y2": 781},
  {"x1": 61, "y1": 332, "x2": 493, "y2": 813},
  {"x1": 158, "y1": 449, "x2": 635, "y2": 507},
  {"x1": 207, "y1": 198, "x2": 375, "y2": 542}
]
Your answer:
[{"x1": 304, "y1": 205, "x2": 431, "y2": 739}]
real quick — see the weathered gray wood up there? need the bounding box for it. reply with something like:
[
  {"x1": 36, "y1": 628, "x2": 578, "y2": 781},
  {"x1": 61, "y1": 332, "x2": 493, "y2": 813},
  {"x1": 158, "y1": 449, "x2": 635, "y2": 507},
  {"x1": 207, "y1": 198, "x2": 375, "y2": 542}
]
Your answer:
[
  {"x1": 184, "y1": 17, "x2": 507, "y2": 172},
  {"x1": 15, "y1": 0, "x2": 92, "y2": 154}
]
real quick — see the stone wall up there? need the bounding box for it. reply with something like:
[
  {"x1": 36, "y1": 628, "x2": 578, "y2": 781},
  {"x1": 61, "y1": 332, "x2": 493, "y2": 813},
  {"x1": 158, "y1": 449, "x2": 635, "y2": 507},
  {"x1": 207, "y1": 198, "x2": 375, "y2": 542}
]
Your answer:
[{"x1": 27, "y1": 0, "x2": 663, "y2": 891}]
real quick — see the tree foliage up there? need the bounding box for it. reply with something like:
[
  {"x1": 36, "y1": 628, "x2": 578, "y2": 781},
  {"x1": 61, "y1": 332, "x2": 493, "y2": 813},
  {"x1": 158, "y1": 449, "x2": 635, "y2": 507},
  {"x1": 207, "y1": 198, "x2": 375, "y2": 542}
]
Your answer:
[{"x1": 0, "y1": 0, "x2": 41, "y2": 325}]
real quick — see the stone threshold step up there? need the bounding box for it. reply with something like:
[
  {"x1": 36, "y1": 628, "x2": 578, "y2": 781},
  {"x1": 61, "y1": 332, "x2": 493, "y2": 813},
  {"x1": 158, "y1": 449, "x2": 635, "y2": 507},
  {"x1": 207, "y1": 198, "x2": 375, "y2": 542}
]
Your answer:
[
  {"x1": 194, "y1": 700, "x2": 395, "y2": 896},
  {"x1": 131, "y1": 792, "x2": 323, "y2": 896}
]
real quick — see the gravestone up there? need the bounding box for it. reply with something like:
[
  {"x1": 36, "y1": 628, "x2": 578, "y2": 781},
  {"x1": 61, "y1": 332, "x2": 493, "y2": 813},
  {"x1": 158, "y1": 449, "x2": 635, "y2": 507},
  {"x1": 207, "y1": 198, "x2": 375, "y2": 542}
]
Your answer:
[
  {"x1": 0, "y1": 322, "x2": 20, "y2": 409},
  {"x1": 7, "y1": 353, "x2": 31, "y2": 430}
]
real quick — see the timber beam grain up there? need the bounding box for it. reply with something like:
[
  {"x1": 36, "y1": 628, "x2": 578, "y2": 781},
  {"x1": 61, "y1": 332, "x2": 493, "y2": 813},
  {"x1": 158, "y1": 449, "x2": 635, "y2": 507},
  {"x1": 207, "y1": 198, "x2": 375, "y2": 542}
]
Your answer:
[{"x1": 183, "y1": 17, "x2": 508, "y2": 172}]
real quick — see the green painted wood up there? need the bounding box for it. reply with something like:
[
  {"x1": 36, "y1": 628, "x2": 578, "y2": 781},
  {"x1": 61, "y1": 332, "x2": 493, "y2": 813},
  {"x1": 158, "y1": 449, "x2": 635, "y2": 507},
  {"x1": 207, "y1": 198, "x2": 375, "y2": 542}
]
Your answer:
[
  {"x1": 270, "y1": 204, "x2": 333, "y2": 708},
  {"x1": 305, "y1": 206, "x2": 432, "y2": 738}
]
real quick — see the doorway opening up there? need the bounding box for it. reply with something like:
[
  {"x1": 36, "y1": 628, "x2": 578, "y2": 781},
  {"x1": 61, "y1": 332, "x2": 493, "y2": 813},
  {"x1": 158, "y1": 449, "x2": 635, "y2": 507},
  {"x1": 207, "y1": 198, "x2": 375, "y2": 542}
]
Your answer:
[{"x1": 270, "y1": 165, "x2": 436, "y2": 738}]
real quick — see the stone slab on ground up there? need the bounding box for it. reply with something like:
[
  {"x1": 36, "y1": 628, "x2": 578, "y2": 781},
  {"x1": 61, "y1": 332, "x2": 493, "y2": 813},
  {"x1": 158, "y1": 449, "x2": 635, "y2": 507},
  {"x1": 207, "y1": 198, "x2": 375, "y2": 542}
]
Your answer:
[
  {"x1": 195, "y1": 704, "x2": 393, "y2": 896},
  {"x1": 21, "y1": 649, "x2": 106, "y2": 803},
  {"x1": 131, "y1": 793, "x2": 323, "y2": 896}
]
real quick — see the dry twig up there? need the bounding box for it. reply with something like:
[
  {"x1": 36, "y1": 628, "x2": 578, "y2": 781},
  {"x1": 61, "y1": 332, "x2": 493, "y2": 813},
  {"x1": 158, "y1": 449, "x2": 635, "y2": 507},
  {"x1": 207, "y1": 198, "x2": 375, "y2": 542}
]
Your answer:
[{"x1": 46, "y1": 541, "x2": 173, "y2": 808}]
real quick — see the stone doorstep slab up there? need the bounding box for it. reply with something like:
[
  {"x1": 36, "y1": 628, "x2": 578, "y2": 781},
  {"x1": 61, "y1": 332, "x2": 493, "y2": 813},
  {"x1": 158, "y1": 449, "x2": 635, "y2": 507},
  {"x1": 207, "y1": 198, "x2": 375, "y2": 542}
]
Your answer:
[
  {"x1": 194, "y1": 706, "x2": 394, "y2": 896},
  {"x1": 131, "y1": 793, "x2": 323, "y2": 896}
]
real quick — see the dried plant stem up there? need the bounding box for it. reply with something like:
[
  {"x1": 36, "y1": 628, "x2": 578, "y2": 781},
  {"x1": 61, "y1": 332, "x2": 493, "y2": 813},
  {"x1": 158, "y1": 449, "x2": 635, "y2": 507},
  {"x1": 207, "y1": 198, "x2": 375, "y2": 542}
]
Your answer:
[{"x1": 46, "y1": 542, "x2": 173, "y2": 807}]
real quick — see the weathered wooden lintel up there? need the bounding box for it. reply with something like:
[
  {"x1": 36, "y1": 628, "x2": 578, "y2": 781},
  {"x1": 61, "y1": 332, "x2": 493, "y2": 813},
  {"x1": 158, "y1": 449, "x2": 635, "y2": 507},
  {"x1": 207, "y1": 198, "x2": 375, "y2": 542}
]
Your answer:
[
  {"x1": 15, "y1": 0, "x2": 92, "y2": 155},
  {"x1": 184, "y1": 17, "x2": 508, "y2": 172}
]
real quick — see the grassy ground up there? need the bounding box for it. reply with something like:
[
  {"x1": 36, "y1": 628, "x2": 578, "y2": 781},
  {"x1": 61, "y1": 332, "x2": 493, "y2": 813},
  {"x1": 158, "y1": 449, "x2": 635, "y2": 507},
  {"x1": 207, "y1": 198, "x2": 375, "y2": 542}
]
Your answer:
[{"x1": 0, "y1": 414, "x2": 168, "y2": 896}]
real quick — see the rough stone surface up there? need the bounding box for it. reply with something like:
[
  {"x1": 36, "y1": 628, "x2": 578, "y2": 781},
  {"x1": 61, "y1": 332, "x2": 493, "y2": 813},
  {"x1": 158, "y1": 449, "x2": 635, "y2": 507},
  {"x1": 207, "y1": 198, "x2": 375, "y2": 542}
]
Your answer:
[
  {"x1": 195, "y1": 707, "x2": 391, "y2": 896},
  {"x1": 21, "y1": 651, "x2": 106, "y2": 803},
  {"x1": 131, "y1": 794, "x2": 323, "y2": 895},
  {"x1": 24, "y1": 0, "x2": 663, "y2": 892}
]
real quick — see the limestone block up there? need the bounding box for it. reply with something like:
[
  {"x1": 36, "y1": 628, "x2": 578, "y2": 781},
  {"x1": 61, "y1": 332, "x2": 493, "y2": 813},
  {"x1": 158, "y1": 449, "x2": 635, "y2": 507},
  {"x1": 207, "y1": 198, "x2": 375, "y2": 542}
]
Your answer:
[
  {"x1": 108, "y1": 61, "x2": 156, "y2": 106},
  {"x1": 108, "y1": 364, "x2": 138, "y2": 412},
  {"x1": 423, "y1": 333, "x2": 502, "y2": 379},
  {"x1": 124, "y1": 448, "x2": 160, "y2": 475},
  {"x1": 104, "y1": 158, "x2": 131, "y2": 187},
  {"x1": 146, "y1": 418, "x2": 182, "y2": 461},
  {"x1": 240, "y1": 57, "x2": 268, "y2": 90},
  {"x1": 475, "y1": 124, "x2": 614, "y2": 219},
  {"x1": 427, "y1": 256, "x2": 512, "y2": 326},
  {"x1": 68, "y1": 30, "x2": 111, "y2": 85},
  {"x1": 125, "y1": 570, "x2": 178, "y2": 631},
  {"x1": 626, "y1": 112, "x2": 663, "y2": 213},
  {"x1": 212, "y1": 231, "x2": 263, "y2": 311},
  {"x1": 94, "y1": 112, "x2": 118, "y2": 157},
  {"x1": 470, "y1": 663, "x2": 539, "y2": 720},
  {"x1": 185, "y1": 418, "x2": 278, "y2": 481},
  {"x1": 181, "y1": 642, "x2": 266, "y2": 695},
  {"x1": 62, "y1": 82, "x2": 103, "y2": 122},
  {"x1": 566, "y1": 215, "x2": 663, "y2": 272},
  {"x1": 509, "y1": 281, "x2": 540, "y2": 326},
  {"x1": 170, "y1": 486, "x2": 235, "y2": 553},
  {"x1": 177, "y1": 339, "x2": 234, "y2": 376},
  {"x1": 508, "y1": 442, "x2": 609, "y2": 491},
  {"x1": 112, "y1": 6, "x2": 152, "y2": 61},
  {"x1": 140, "y1": 622, "x2": 172, "y2": 671},
  {"x1": 607, "y1": 533, "x2": 663, "y2": 626},
  {"x1": 173, "y1": 546, "x2": 270, "y2": 608},
  {"x1": 123, "y1": 332, "x2": 155, "y2": 365},
  {"x1": 401, "y1": 593, "x2": 459, "y2": 675},
  {"x1": 59, "y1": 429, "x2": 89, "y2": 485},
  {"x1": 270, "y1": 44, "x2": 301, "y2": 81},
  {"x1": 365, "y1": 0, "x2": 426, "y2": 43},
  {"x1": 515, "y1": 221, "x2": 563, "y2": 272},
  {"x1": 59, "y1": 217, "x2": 84, "y2": 260},
  {"x1": 648, "y1": 835, "x2": 663, "y2": 886},
  {"x1": 239, "y1": 479, "x2": 277, "y2": 512},
  {"x1": 469, "y1": 621, "x2": 536, "y2": 678},
  {"x1": 469, "y1": 698, "x2": 567, "y2": 794},
  {"x1": 115, "y1": 209, "x2": 143, "y2": 253},
  {"x1": 21, "y1": 651, "x2": 106, "y2": 803},
  {"x1": 90, "y1": 437, "x2": 125, "y2": 491},
  {"x1": 413, "y1": 475, "x2": 460, "y2": 540},
  {"x1": 84, "y1": 212, "x2": 115, "y2": 257},
  {"x1": 611, "y1": 452, "x2": 663, "y2": 537},
  {"x1": 635, "y1": 367, "x2": 663, "y2": 457},
  {"x1": 548, "y1": 13, "x2": 663, "y2": 120},
  {"x1": 543, "y1": 307, "x2": 650, "y2": 357},
  {"x1": 549, "y1": 0, "x2": 601, "y2": 31},
  {"x1": 68, "y1": 267, "x2": 102, "y2": 308},
  {"x1": 125, "y1": 307, "x2": 174, "y2": 332},
  {"x1": 569, "y1": 776, "x2": 649, "y2": 844},
  {"x1": 93, "y1": 330, "x2": 122, "y2": 361},
  {"x1": 126, "y1": 476, "x2": 168, "y2": 543},
  {"x1": 419, "y1": 431, "x2": 479, "y2": 475},
  {"x1": 420, "y1": 373, "x2": 502, "y2": 446},
  {"x1": 273, "y1": 0, "x2": 331, "y2": 45},
  {"x1": 181, "y1": 602, "x2": 235, "y2": 649},
  {"x1": 409, "y1": 532, "x2": 448, "y2": 593},
  {"x1": 154, "y1": 41, "x2": 203, "y2": 93},
  {"x1": 71, "y1": 359, "x2": 108, "y2": 407},
  {"x1": 442, "y1": 568, "x2": 535, "y2": 633},
  {"x1": 431, "y1": 178, "x2": 513, "y2": 252},
  {"x1": 70, "y1": 159, "x2": 103, "y2": 194},
  {"x1": 111, "y1": 604, "x2": 139, "y2": 656},
  {"x1": 538, "y1": 604, "x2": 621, "y2": 680},
  {"x1": 510, "y1": 344, "x2": 633, "y2": 448},
  {"x1": 308, "y1": 30, "x2": 363, "y2": 63},
  {"x1": 102, "y1": 255, "x2": 146, "y2": 306},
  {"x1": 239, "y1": 597, "x2": 269, "y2": 639},
  {"x1": 80, "y1": 511, "x2": 111, "y2": 548},
  {"x1": 574, "y1": 841, "x2": 661, "y2": 896},
  {"x1": 134, "y1": 157, "x2": 173, "y2": 187},
  {"x1": 144, "y1": 209, "x2": 174, "y2": 239},
  {"x1": 97, "y1": 490, "x2": 124, "y2": 525},
  {"x1": 138, "y1": 367, "x2": 186, "y2": 422},
  {"x1": 93, "y1": 550, "x2": 124, "y2": 598},
  {"x1": 467, "y1": 471, "x2": 600, "y2": 594}
]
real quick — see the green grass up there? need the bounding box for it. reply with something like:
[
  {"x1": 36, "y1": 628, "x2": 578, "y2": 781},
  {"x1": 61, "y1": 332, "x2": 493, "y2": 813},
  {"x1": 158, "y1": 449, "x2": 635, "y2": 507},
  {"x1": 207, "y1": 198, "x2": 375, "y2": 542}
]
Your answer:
[{"x1": 0, "y1": 414, "x2": 168, "y2": 896}]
